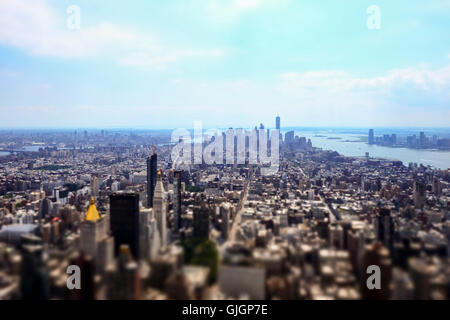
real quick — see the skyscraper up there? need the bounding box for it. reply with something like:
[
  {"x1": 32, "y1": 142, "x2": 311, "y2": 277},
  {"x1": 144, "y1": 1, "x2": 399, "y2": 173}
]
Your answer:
[
  {"x1": 110, "y1": 193, "x2": 140, "y2": 260},
  {"x1": 419, "y1": 131, "x2": 426, "y2": 147},
  {"x1": 220, "y1": 203, "x2": 231, "y2": 239},
  {"x1": 38, "y1": 197, "x2": 51, "y2": 220},
  {"x1": 193, "y1": 196, "x2": 210, "y2": 239},
  {"x1": 91, "y1": 176, "x2": 99, "y2": 198},
  {"x1": 79, "y1": 198, "x2": 111, "y2": 273},
  {"x1": 284, "y1": 130, "x2": 295, "y2": 143},
  {"x1": 369, "y1": 129, "x2": 374, "y2": 145},
  {"x1": 413, "y1": 180, "x2": 426, "y2": 208},
  {"x1": 107, "y1": 245, "x2": 142, "y2": 300},
  {"x1": 147, "y1": 150, "x2": 157, "y2": 207},
  {"x1": 432, "y1": 177, "x2": 442, "y2": 196},
  {"x1": 153, "y1": 171, "x2": 167, "y2": 247},
  {"x1": 80, "y1": 198, "x2": 102, "y2": 256},
  {"x1": 375, "y1": 208, "x2": 394, "y2": 251},
  {"x1": 20, "y1": 244, "x2": 50, "y2": 300},
  {"x1": 276, "y1": 115, "x2": 280, "y2": 130},
  {"x1": 173, "y1": 171, "x2": 182, "y2": 233}
]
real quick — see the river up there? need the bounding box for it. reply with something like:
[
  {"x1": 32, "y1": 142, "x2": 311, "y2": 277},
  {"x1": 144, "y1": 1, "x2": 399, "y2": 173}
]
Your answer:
[{"x1": 293, "y1": 131, "x2": 450, "y2": 170}]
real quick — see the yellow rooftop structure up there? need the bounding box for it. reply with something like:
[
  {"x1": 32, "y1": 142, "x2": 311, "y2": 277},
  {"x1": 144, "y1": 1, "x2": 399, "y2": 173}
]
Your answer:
[{"x1": 85, "y1": 197, "x2": 100, "y2": 222}]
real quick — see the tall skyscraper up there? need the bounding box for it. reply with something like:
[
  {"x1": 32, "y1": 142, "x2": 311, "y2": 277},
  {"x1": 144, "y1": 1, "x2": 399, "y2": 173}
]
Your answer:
[
  {"x1": 432, "y1": 177, "x2": 442, "y2": 196},
  {"x1": 276, "y1": 115, "x2": 280, "y2": 130},
  {"x1": 147, "y1": 150, "x2": 157, "y2": 207},
  {"x1": 369, "y1": 129, "x2": 374, "y2": 145},
  {"x1": 139, "y1": 208, "x2": 161, "y2": 261},
  {"x1": 110, "y1": 193, "x2": 140, "y2": 260},
  {"x1": 107, "y1": 245, "x2": 142, "y2": 300},
  {"x1": 79, "y1": 198, "x2": 110, "y2": 272},
  {"x1": 193, "y1": 196, "x2": 210, "y2": 239},
  {"x1": 20, "y1": 244, "x2": 50, "y2": 300},
  {"x1": 419, "y1": 131, "x2": 426, "y2": 146},
  {"x1": 91, "y1": 176, "x2": 99, "y2": 198},
  {"x1": 285, "y1": 130, "x2": 295, "y2": 143},
  {"x1": 153, "y1": 171, "x2": 167, "y2": 247},
  {"x1": 38, "y1": 197, "x2": 51, "y2": 220},
  {"x1": 220, "y1": 203, "x2": 231, "y2": 239},
  {"x1": 375, "y1": 208, "x2": 394, "y2": 251},
  {"x1": 173, "y1": 171, "x2": 182, "y2": 233},
  {"x1": 413, "y1": 180, "x2": 426, "y2": 208}
]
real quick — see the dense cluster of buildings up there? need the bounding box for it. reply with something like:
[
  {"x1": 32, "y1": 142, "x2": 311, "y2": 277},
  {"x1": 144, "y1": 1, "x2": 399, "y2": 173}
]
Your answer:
[
  {"x1": 369, "y1": 129, "x2": 450, "y2": 149},
  {"x1": 0, "y1": 121, "x2": 448, "y2": 300}
]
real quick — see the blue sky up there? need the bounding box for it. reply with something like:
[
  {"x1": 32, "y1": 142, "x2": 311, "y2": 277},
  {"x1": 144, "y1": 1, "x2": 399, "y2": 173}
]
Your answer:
[{"x1": 0, "y1": 0, "x2": 449, "y2": 129}]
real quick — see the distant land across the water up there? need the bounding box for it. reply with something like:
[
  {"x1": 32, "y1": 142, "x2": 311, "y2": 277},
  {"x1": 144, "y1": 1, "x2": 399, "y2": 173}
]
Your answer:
[{"x1": 285, "y1": 128, "x2": 450, "y2": 170}]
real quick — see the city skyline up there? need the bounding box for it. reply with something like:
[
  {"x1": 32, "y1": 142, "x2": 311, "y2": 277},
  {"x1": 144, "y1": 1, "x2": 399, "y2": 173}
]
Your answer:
[
  {"x1": 0, "y1": 124, "x2": 448, "y2": 301},
  {"x1": 0, "y1": 0, "x2": 449, "y2": 128},
  {"x1": 1, "y1": 0, "x2": 450, "y2": 306}
]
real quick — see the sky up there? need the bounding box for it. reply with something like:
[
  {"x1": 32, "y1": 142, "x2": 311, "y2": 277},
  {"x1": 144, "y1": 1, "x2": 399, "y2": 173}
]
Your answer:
[{"x1": 0, "y1": 0, "x2": 449, "y2": 129}]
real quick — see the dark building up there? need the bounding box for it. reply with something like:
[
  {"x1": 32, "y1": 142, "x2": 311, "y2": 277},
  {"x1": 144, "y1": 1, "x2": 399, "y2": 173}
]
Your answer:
[
  {"x1": 38, "y1": 197, "x2": 51, "y2": 220},
  {"x1": 147, "y1": 151, "x2": 157, "y2": 207},
  {"x1": 375, "y1": 208, "x2": 394, "y2": 251},
  {"x1": 110, "y1": 193, "x2": 140, "y2": 260},
  {"x1": 173, "y1": 171, "x2": 182, "y2": 233},
  {"x1": 20, "y1": 244, "x2": 50, "y2": 300},
  {"x1": 193, "y1": 197, "x2": 210, "y2": 239},
  {"x1": 275, "y1": 115, "x2": 282, "y2": 142},
  {"x1": 107, "y1": 245, "x2": 141, "y2": 300},
  {"x1": 69, "y1": 254, "x2": 95, "y2": 300},
  {"x1": 413, "y1": 180, "x2": 426, "y2": 208}
]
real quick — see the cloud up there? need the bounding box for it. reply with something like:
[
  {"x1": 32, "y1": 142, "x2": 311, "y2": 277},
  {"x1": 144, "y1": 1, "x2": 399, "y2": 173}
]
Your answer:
[
  {"x1": 0, "y1": 68, "x2": 20, "y2": 77},
  {"x1": 205, "y1": 0, "x2": 287, "y2": 25},
  {"x1": 120, "y1": 49, "x2": 224, "y2": 69},
  {"x1": 0, "y1": 0, "x2": 223, "y2": 68},
  {"x1": 0, "y1": 0, "x2": 133, "y2": 58},
  {"x1": 234, "y1": 0, "x2": 263, "y2": 9},
  {"x1": 275, "y1": 65, "x2": 450, "y2": 126},
  {"x1": 279, "y1": 65, "x2": 450, "y2": 93},
  {"x1": 8, "y1": 64, "x2": 447, "y2": 128}
]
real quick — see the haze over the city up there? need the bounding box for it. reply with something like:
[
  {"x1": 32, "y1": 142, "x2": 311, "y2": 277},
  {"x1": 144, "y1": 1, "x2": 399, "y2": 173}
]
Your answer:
[{"x1": 0, "y1": 0, "x2": 449, "y2": 128}]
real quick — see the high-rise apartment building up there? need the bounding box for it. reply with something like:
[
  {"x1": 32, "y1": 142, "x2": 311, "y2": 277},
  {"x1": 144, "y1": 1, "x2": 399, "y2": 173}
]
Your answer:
[
  {"x1": 147, "y1": 151, "x2": 157, "y2": 208},
  {"x1": 173, "y1": 171, "x2": 182, "y2": 233},
  {"x1": 110, "y1": 193, "x2": 140, "y2": 260},
  {"x1": 153, "y1": 171, "x2": 167, "y2": 247},
  {"x1": 413, "y1": 180, "x2": 426, "y2": 208},
  {"x1": 369, "y1": 129, "x2": 374, "y2": 145},
  {"x1": 193, "y1": 196, "x2": 210, "y2": 239},
  {"x1": 91, "y1": 176, "x2": 99, "y2": 198}
]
